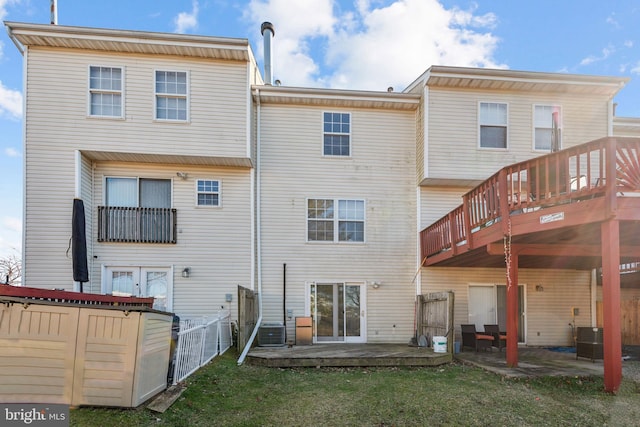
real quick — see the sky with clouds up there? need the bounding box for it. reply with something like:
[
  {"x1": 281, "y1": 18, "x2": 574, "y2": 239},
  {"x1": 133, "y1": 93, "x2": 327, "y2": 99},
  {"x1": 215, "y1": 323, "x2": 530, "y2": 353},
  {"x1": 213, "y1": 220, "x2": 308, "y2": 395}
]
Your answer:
[{"x1": 0, "y1": 0, "x2": 639, "y2": 259}]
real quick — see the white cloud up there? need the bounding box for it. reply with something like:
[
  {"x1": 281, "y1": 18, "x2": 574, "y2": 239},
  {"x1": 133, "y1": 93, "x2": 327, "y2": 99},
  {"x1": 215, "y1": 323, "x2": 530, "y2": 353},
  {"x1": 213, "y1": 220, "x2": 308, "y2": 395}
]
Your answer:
[
  {"x1": 0, "y1": 0, "x2": 20, "y2": 21},
  {"x1": 606, "y1": 13, "x2": 621, "y2": 29},
  {"x1": 631, "y1": 61, "x2": 640, "y2": 75},
  {"x1": 0, "y1": 81, "x2": 22, "y2": 119},
  {"x1": 3, "y1": 217, "x2": 21, "y2": 233},
  {"x1": 580, "y1": 44, "x2": 615, "y2": 66},
  {"x1": 246, "y1": 0, "x2": 502, "y2": 90},
  {"x1": 4, "y1": 147, "x2": 19, "y2": 157},
  {"x1": 174, "y1": 0, "x2": 200, "y2": 34}
]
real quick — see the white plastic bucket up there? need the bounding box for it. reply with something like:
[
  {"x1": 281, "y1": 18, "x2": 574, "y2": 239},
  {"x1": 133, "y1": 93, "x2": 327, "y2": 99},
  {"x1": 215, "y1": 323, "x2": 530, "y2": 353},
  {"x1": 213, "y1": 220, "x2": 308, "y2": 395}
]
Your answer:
[{"x1": 432, "y1": 336, "x2": 447, "y2": 353}]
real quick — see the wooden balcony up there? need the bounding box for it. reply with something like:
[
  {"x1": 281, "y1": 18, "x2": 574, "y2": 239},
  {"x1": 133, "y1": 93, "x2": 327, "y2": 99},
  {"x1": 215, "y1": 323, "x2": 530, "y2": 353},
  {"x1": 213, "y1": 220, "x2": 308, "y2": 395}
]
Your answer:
[
  {"x1": 420, "y1": 137, "x2": 640, "y2": 269},
  {"x1": 98, "y1": 206, "x2": 177, "y2": 244}
]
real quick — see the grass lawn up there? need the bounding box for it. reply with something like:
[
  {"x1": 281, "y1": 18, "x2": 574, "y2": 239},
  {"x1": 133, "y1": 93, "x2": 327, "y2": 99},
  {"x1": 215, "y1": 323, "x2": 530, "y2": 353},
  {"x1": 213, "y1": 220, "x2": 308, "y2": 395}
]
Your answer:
[{"x1": 71, "y1": 350, "x2": 640, "y2": 427}]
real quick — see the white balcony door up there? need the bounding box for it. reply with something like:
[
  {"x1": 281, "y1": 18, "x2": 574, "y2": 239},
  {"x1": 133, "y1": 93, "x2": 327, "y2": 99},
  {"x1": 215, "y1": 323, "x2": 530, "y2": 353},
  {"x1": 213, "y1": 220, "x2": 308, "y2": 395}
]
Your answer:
[
  {"x1": 308, "y1": 282, "x2": 366, "y2": 343},
  {"x1": 103, "y1": 266, "x2": 172, "y2": 312}
]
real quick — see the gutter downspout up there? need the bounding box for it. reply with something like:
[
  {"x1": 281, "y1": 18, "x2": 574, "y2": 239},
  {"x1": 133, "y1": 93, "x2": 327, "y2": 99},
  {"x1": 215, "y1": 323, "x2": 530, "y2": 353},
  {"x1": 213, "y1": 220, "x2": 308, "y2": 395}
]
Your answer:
[{"x1": 238, "y1": 88, "x2": 262, "y2": 365}]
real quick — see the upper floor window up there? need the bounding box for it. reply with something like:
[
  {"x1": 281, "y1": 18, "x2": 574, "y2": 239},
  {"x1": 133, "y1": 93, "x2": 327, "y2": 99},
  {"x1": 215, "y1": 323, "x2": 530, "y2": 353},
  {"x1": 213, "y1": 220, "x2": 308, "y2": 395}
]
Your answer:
[
  {"x1": 196, "y1": 179, "x2": 220, "y2": 207},
  {"x1": 155, "y1": 71, "x2": 188, "y2": 121},
  {"x1": 323, "y1": 112, "x2": 351, "y2": 156},
  {"x1": 307, "y1": 198, "x2": 365, "y2": 242},
  {"x1": 89, "y1": 66, "x2": 123, "y2": 117},
  {"x1": 106, "y1": 177, "x2": 171, "y2": 208},
  {"x1": 479, "y1": 102, "x2": 507, "y2": 149},
  {"x1": 534, "y1": 105, "x2": 562, "y2": 151}
]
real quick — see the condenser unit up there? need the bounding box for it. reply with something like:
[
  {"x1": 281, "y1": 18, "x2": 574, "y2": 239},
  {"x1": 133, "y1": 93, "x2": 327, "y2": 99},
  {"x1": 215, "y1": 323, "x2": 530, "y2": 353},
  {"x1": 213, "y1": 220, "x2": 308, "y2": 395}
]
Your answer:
[{"x1": 258, "y1": 323, "x2": 286, "y2": 346}]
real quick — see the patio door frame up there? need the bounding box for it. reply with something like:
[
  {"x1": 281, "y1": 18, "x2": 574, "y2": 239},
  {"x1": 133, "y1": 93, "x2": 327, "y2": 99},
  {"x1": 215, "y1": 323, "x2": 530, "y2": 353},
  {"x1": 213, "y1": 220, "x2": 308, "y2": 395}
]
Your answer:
[
  {"x1": 468, "y1": 283, "x2": 527, "y2": 344},
  {"x1": 306, "y1": 281, "x2": 367, "y2": 344},
  {"x1": 101, "y1": 265, "x2": 174, "y2": 311}
]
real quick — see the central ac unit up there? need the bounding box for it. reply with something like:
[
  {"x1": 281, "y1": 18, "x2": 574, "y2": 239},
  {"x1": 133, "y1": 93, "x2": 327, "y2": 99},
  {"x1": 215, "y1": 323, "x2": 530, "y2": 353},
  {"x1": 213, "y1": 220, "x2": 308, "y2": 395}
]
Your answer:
[{"x1": 258, "y1": 322, "x2": 286, "y2": 346}]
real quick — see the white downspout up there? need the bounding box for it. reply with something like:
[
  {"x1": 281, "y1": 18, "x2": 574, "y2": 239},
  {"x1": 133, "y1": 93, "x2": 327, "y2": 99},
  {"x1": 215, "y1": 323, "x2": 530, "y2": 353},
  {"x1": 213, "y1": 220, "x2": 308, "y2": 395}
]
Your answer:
[{"x1": 238, "y1": 88, "x2": 262, "y2": 365}]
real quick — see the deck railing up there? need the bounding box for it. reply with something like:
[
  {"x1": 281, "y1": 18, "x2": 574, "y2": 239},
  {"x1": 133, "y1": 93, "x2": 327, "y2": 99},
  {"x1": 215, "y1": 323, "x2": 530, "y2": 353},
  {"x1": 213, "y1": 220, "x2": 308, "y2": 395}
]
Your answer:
[
  {"x1": 420, "y1": 137, "x2": 640, "y2": 259},
  {"x1": 98, "y1": 206, "x2": 177, "y2": 244}
]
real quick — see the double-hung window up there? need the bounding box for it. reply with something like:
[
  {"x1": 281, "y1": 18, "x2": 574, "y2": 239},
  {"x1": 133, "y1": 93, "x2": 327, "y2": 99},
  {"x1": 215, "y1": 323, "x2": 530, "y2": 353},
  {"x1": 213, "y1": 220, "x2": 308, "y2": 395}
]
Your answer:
[
  {"x1": 155, "y1": 71, "x2": 188, "y2": 121},
  {"x1": 323, "y1": 112, "x2": 351, "y2": 156},
  {"x1": 89, "y1": 66, "x2": 123, "y2": 117},
  {"x1": 307, "y1": 198, "x2": 365, "y2": 242},
  {"x1": 534, "y1": 105, "x2": 562, "y2": 151},
  {"x1": 196, "y1": 179, "x2": 221, "y2": 207},
  {"x1": 479, "y1": 102, "x2": 508, "y2": 149}
]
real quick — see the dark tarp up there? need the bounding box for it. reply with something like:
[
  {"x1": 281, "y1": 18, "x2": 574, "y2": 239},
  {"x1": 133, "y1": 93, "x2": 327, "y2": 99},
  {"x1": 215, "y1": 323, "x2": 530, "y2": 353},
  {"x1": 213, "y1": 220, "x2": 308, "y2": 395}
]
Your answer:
[{"x1": 72, "y1": 198, "x2": 89, "y2": 287}]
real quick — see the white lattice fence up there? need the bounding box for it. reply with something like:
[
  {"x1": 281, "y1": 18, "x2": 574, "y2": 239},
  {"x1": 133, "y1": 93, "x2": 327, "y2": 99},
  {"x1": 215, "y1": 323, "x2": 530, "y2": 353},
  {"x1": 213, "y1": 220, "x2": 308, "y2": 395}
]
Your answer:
[{"x1": 172, "y1": 311, "x2": 232, "y2": 385}]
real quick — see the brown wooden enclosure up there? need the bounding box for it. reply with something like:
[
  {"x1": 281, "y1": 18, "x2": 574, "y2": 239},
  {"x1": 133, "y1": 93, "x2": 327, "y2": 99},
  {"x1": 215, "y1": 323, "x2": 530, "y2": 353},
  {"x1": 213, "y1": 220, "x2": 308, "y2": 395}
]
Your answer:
[
  {"x1": 237, "y1": 285, "x2": 258, "y2": 352},
  {"x1": 597, "y1": 299, "x2": 640, "y2": 345},
  {"x1": 416, "y1": 291, "x2": 455, "y2": 352}
]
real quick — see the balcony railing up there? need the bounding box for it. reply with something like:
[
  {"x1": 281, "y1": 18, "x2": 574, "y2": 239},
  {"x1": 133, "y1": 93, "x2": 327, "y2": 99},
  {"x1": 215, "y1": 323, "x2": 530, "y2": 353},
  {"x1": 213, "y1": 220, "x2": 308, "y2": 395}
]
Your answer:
[
  {"x1": 98, "y1": 206, "x2": 177, "y2": 244},
  {"x1": 420, "y1": 137, "x2": 640, "y2": 260}
]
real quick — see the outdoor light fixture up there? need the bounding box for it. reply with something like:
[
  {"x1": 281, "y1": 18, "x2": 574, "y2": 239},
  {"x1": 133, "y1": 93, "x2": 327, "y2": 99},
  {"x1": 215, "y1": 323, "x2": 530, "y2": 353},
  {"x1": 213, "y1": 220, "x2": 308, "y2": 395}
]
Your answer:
[
  {"x1": 176, "y1": 172, "x2": 188, "y2": 180},
  {"x1": 182, "y1": 267, "x2": 191, "y2": 278},
  {"x1": 372, "y1": 281, "x2": 381, "y2": 289}
]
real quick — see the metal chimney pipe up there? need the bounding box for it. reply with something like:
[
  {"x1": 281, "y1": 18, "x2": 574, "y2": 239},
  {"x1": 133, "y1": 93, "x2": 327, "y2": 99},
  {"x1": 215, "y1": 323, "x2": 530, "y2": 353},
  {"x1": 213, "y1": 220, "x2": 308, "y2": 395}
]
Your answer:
[
  {"x1": 50, "y1": 0, "x2": 58, "y2": 25},
  {"x1": 261, "y1": 22, "x2": 275, "y2": 85}
]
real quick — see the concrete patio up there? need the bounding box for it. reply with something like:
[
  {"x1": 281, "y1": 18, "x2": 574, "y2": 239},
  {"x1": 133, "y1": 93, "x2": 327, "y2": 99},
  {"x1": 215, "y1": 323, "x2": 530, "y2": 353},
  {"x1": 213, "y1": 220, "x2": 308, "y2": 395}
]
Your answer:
[{"x1": 455, "y1": 345, "x2": 640, "y2": 382}]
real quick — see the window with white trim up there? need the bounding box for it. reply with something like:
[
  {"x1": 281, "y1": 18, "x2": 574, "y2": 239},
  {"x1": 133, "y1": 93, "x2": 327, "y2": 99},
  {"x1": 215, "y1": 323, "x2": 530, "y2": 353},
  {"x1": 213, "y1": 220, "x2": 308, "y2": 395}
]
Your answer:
[
  {"x1": 89, "y1": 66, "x2": 123, "y2": 117},
  {"x1": 155, "y1": 70, "x2": 188, "y2": 121},
  {"x1": 479, "y1": 102, "x2": 508, "y2": 148},
  {"x1": 307, "y1": 198, "x2": 365, "y2": 242},
  {"x1": 323, "y1": 112, "x2": 351, "y2": 156},
  {"x1": 534, "y1": 105, "x2": 562, "y2": 151},
  {"x1": 196, "y1": 179, "x2": 220, "y2": 206}
]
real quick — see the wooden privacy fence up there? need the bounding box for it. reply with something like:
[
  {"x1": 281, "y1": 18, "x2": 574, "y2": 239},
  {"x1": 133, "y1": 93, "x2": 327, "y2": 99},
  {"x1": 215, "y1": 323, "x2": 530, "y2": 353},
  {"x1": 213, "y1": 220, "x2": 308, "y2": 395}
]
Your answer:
[
  {"x1": 416, "y1": 291, "x2": 455, "y2": 352},
  {"x1": 597, "y1": 299, "x2": 640, "y2": 345},
  {"x1": 172, "y1": 311, "x2": 232, "y2": 385},
  {"x1": 237, "y1": 285, "x2": 258, "y2": 352}
]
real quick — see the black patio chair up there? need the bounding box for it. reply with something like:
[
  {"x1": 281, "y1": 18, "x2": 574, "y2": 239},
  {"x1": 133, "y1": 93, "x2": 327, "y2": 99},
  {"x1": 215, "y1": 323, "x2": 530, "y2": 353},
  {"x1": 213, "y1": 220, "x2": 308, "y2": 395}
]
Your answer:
[
  {"x1": 461, "y1": 324, "x2": 493, "y2": 352},
  {"x1": 484, "y1": 324, "x2": 507, "y2": 352}
]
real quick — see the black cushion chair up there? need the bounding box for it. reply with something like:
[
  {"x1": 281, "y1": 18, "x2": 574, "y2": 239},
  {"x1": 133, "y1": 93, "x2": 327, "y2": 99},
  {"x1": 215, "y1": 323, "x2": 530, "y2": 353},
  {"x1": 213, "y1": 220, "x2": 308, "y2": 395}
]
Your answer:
[{"x1": 461, "y1": 324, "x2": 494, "y2": 352}]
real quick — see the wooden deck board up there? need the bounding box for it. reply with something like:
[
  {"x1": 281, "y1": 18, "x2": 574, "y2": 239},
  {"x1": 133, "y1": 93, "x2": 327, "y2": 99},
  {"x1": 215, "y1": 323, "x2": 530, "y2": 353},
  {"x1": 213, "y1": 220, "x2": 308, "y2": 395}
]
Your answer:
[{"x1": 246, "y1": 344, "x2": 452, "y2": 368}]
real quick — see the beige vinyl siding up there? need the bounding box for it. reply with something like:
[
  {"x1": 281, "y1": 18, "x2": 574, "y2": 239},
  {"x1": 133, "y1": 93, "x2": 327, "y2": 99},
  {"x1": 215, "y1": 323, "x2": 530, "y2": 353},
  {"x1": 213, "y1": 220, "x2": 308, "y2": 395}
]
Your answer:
[
  {"x1": 25, "y1": 47, "x2": 249, "y2": 158},
  {"x1": 92, "y1": 162, "x2": 252, "y2": 318},
  {"x1": 424, "y1": 88, "x2": 611, "y2": 182},
  {"x1": 422, "y1": 267, "x2": 592, "y2": 346},
  {"x1": 22, "y1": 47, "x2": 251, "y2": 307},
  {"x1": 259, "y1": 105, "x2": 417, "y2": 343},
  {"x1": 419, "y1": 186, "x2": 470, "y2": 230}
]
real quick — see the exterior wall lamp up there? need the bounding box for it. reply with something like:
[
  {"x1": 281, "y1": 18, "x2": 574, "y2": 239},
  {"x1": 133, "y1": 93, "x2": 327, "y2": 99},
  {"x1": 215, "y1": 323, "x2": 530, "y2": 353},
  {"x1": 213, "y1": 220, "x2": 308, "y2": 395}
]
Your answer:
[{"x1": 182, "y1": 267, "x2": 191, "y2": 278}]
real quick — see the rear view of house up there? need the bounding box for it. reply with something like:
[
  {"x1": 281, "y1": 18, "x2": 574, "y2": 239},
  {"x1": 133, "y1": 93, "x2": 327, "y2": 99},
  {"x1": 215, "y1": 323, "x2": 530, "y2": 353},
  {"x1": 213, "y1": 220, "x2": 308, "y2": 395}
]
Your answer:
[{"x1": 6, "y1": 19, "x2": 640, "y2": 392}]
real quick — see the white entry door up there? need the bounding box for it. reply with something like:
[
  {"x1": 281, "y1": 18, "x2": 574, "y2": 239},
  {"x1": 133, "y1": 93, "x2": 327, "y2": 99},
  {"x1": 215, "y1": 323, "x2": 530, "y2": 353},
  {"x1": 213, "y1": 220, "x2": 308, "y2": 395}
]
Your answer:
[
  {"x1": 309, "y1": 282, "x2": 366, "y2": 343},
  {"x1": 469, "y1": 284, "x2": 526, "y2": 343},
  {"x1": 103, "y1": 266, "x2": 172, "y2": 312},
  {"x1": 468, "y1": 285, "x2": 495, "y2": 330}
]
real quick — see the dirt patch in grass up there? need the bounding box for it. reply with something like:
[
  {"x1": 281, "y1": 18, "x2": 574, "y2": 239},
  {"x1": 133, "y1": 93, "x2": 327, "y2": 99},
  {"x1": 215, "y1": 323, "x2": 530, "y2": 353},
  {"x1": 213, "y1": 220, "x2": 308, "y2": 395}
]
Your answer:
[{"x1": 70, "y1": 351, "x2": 640, "y2": 427}]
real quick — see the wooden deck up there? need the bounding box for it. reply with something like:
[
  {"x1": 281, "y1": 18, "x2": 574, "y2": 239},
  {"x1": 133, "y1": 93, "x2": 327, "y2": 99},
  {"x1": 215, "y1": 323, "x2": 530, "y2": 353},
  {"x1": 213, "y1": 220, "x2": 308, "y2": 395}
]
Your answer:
[{"x1": 246, "y1": 344, "x2": 452, "y2": 368}]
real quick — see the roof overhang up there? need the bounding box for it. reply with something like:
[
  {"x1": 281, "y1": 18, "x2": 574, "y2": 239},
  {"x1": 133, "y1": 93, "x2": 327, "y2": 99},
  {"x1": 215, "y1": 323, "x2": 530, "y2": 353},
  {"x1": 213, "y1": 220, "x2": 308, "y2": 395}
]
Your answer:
[
  {"x1": 405, "y1": 65, "x2": 629, "y2": 97},
  {"x1": 253, "y1": 85, "x2": 420, "y2": 110},
  {"x1": 81, "y1": 150, "x2": 253, "y2": 168},
  {"x1": 5, "y1": 21, "x2": 253, "y2": 62}
]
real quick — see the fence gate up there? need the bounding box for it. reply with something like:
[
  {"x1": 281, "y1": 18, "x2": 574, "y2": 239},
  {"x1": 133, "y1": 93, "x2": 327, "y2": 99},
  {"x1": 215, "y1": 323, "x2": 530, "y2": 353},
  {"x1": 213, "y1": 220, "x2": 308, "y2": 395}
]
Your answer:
[
  {"x1": 417, "y1": 291, "x2": 455, "y2": 352},
  {"x1": 237, "y1": 285, "x2": 258, "y2": 352}
]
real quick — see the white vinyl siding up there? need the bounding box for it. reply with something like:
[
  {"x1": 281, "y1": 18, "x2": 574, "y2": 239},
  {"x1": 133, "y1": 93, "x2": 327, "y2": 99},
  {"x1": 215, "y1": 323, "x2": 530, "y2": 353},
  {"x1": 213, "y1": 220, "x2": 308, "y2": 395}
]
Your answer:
[
  {"x1": 534, "y1": 105, "x2": 562, "y2": 151},
  {"x1": 155, "y1": 70, "x2": 188, "y2": 121},
  {"x1": 479, "y1": 102, "x2": 508, "y2": 149},
  {"x1": 259, "y1": 105, "x2": 416, "y2": 343},
  {"x1": 423, "y1": 88, "x2": 611, "y2": 182},
  {"x1": 88, "y1": 66, "x2": 123, "y2": 118},
  {"x1": 422, "y1": 267, "x2": 592, "y2": 346}
]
